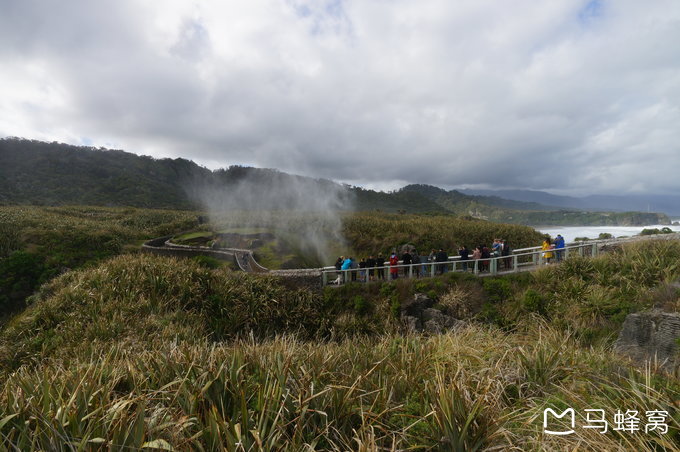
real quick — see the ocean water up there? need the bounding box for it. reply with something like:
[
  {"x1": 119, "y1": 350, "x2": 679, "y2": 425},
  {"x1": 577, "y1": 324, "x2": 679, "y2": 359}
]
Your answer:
[{"x1": 537, "y1": 221, "x2": 679, "y2": 243}]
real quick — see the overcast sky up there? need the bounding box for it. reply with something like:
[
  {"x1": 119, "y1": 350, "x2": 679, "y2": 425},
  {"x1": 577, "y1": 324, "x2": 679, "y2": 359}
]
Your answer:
[{"x1": 1, "y1": 0, "x2": 679, "y2": 195}]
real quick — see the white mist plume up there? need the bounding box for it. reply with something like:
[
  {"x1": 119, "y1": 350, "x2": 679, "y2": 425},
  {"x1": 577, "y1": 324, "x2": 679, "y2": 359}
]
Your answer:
[{"x1": 188, "y1": 168, "x2": 354, "y2": 266}]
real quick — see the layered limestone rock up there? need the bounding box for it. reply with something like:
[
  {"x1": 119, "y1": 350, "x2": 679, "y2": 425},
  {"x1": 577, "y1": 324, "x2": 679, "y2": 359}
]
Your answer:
[
  {"x1": 614, "y1": 310, "x2": 680, "y2": 372},
  {"x1": 401, "y1": 293, "x2": 464, "y2": 333}
]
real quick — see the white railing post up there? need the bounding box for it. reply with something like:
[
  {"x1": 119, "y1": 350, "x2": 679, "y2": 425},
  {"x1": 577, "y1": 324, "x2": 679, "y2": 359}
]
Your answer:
[
  {"x1": 322, "y1": 271, "x2": 327, "y2": 286},
  {"x1": 513, "y1": 255, "x2": 518, "y2": 272}
]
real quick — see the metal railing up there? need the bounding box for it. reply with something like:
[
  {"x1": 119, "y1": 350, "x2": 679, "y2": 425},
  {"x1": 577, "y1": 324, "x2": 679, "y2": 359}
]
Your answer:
[{"x1": 321, "y1": 242, "x2": 599, "y2": 286}]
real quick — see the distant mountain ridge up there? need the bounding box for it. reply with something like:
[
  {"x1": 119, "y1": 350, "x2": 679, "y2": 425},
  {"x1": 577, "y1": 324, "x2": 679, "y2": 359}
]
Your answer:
[
  {"x1": 399, "y1": 184, "x2": 556, "y2": 212},
  {"x1": 0, "y1": 138, "x2": 670, "y2": 226},
  {"x1": 460, "y1": 188, "x2": 680, "y2": 217}
]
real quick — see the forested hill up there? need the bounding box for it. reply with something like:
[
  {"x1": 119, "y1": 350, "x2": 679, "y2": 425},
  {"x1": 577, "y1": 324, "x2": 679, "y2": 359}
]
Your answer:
[
  {"x1": 0, "y1": 139, "x2": 204, "y2": 209},
  {"x1": 0, "y1": 138, "x2": 445, "y2": 212},
  {"x1": 0, "y1": 138, "x2": 671, "y2": 225}
]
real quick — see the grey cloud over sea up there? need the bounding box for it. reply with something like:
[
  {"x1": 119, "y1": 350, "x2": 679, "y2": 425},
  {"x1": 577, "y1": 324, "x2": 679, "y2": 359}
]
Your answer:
[{"x1": 1, "y1": 0, "x2": 679, "y2": 196}]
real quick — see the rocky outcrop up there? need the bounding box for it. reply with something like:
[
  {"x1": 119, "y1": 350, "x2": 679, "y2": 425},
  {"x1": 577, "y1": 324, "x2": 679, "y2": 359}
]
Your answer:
[
  {"x1": 401, "y1": 293, "x2": 434, "y2": 316},
  {"x1": 401, "y1": 293, "x2": 465, "y2": 333},
  {"x1": 614, "y1": 310, "x2": 680, "y2": 372}
]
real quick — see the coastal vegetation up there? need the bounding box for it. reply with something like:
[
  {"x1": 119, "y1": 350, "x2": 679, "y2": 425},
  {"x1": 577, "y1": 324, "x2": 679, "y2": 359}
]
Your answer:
[
  {"x1": 0, "y1": 206, "x2": 198, "y2": 322},
  {"x1": 641, "y1": 227, "x2": 676, "y2": 235},
  {"x1": 0, "y1": 203, "x2": 678, "y2": 449},
  {"x1": 0, "y1": 205, "x2": 542, "y2": 318}
]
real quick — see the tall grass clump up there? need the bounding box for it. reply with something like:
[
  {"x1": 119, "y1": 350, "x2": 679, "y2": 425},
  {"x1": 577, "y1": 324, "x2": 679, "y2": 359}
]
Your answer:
[
  {"x1": 0, "y1": 254, "x2": 331, "y2": 370},
  {"x1": 487, "y1": 240, "x2": 680, "y2": 344},
  {"x1": 1, "y1": 324, "x2": 676, "y2": 450}
]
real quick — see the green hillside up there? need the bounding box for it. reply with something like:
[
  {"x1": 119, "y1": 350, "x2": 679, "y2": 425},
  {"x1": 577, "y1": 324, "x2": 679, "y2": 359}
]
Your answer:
[{"x1": 0, "y1": 138, "x2": 671, "y2": 225}]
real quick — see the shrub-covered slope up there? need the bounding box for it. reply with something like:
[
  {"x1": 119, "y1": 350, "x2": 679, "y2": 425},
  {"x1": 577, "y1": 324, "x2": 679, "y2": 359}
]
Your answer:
[
  {"x1": 1, "y1": 241, "x2": 679, "y2": 449},
  {"x1": 0, "y1": 206, "x2": 199, "y2": 321}
]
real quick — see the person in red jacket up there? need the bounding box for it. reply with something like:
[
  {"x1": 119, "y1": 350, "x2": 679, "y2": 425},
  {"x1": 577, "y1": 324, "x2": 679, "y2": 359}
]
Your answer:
[{"x1": 389, "y1": 252, "x2": 399, "y2": 280}]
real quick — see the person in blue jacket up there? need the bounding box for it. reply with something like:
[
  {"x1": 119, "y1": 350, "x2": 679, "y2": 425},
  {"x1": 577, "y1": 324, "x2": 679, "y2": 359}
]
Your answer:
[
  {"x1": 554, "y1": 234, "x2": 565, "y2": 262},
  {"x1": 341, "y1": 256, "x2": 352, "y2": 283}
]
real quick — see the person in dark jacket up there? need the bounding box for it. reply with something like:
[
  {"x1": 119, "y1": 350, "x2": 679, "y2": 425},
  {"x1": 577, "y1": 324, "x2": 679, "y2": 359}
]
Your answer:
[
  {"x1": 412, "y1": 250, "x2": 422, "y2": 277},
  {"x1": 401, "y1": 249, "x2": 413, "y2": 277},
  {"x1": 435, "y1": 248, "x2": 448, "y2": 274},
  {"x1": 376, "y1": 253, "x2": 385, "y2": 280},
  {"x1": 458, "y1": 246, "x2": 469, "y2": 272},
  {"x1": 481, "y1": 245, "x2": 491, "y2": 272},
  {"x1": 366, "y1": 255, "x2": 376, "y2": 281},
  {"x1": 501, "y1": 240, "x2": 511, "y2": 269},
  {"x1": 359, "y1": 258, "x2": 367, "y2": 282}
]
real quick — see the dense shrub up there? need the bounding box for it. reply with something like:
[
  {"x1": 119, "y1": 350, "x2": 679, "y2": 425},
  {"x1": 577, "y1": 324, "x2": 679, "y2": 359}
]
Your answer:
[
  {"x1": 482, "y1": 278, "x2": 513, "y2": 303},
  {"x1": 0, "y1": 251, "x2": 47, "y2": 318},
  {"x1": 521, "y1": 289, "x2": 547, "y2": 315}
]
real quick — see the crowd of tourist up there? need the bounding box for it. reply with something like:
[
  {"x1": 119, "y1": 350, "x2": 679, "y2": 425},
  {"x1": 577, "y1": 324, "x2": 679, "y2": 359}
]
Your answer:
[
  {"x1": 330, "y1": 234, "x2": 567, "y2": 284},
  {"x1": 330, "y1": 238, "x2": 521, "y2": 284}
]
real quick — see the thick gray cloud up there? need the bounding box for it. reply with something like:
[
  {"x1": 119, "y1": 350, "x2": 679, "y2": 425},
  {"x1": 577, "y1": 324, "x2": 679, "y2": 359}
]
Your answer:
[{"x1": 1, "y1": 0, "x2": 679, "y2": 195}]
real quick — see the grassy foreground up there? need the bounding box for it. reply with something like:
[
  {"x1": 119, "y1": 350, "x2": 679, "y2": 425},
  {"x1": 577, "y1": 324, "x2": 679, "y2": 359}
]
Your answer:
[
  {"x1": 1, "y1": 206, "x2": 679, "y2": 449},
  {"x1": 0, "y1": 327, "x2": 676, "y2": 450},
  {"x1": 0, "y1": 245, "x2": 678, "y2": 449}
]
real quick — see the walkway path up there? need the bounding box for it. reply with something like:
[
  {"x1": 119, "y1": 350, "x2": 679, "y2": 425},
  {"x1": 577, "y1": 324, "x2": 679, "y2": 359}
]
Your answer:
[
  {"x1": 321, "y1": 232, "x2": 680, "y2": 286},
  {"x1": 142, "y1": 232, "x2": 680, "y2": 286}
]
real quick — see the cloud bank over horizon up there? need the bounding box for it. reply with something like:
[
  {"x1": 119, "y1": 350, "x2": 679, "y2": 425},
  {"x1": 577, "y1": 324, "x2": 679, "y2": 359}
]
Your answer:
[{"x1": 1, "y1": 0, "x2": 679, "y2": 196}]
